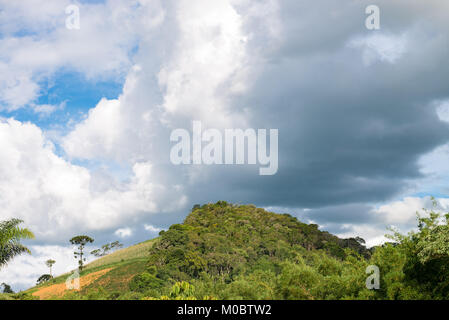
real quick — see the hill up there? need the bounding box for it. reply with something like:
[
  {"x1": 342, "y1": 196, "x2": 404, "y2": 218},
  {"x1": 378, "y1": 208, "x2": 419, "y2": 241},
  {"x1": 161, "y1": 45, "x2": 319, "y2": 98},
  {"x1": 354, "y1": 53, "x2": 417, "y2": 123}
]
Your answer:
[
  {"x1": 23, "y1": 201, "x2": 375, "y2": 300},
  {"x1": 6, "y1": 200, "x2": 449, "y2": 300}
]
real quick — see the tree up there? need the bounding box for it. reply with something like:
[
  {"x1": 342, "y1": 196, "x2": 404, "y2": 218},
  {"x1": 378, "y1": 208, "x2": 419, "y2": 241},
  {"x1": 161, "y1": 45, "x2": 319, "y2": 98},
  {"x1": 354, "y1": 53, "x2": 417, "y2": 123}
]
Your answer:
[
  {"x1": 0, "y1": 219, "x2": 34, "y2": 269},
  {"x1": 1, "y1": 283, "x2": 14, "y2": 294},
  {"x1": 36, "y1": 274, "x2": 53, "y2": 285},
  {"x1": 385, "y1": 198, "x2": 449, "y2": 298},
  {"x1": 46, "y1": 259, "x2": 56, "y2": 277},
  {"x1": 90, "y1": 241, "x2": 123, "y2": 257},
  {"x1": 70, "y1": 235, "x2": 94, "y2": 272}
]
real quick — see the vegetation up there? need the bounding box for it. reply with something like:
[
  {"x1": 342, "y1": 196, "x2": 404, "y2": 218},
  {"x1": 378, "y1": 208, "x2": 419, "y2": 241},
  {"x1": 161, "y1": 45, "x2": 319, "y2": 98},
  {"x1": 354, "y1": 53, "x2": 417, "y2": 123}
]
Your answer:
[
  {"x1": 36, "y1": 274, "x2": 53, "y2": 285},
  {"x1": 1, "y1": 283, "x2": 14, "y2": 294},
  {"x1": 46, "y1": 259, "x2": 56, "y2": 277},
  {"x1": 0, "y1": 219, "x2": 34, "y2": 269},
  {"x1": 91, "y1": 241, "x2": 123, "y2": 257},
  {"x1": 70, "y1": 235, "x2": 94, "y2": 272},
  {"x1": 84, "y1": 239, "x2": 155, "y2": 271},
  {"x1": 5, "y1": 200, "x2": 449, "y2": 300},
  {"x1": 124, "y1": 201, "x2": 449, "y2": 300}
]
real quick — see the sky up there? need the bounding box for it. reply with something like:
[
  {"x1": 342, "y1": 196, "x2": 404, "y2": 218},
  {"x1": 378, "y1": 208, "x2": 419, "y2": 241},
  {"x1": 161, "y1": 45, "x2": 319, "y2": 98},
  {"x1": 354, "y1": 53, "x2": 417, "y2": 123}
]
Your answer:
[{"x1": 1, "y1": 0, "x2": 449, "y2": 291}]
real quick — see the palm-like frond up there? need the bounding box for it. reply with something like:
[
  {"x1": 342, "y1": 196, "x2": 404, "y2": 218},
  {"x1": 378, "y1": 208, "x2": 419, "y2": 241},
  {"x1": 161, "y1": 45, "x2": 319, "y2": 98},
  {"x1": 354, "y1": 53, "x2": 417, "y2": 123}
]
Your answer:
[{"x1": 0, "y1": 219, "x2": 35, "y2": 268}]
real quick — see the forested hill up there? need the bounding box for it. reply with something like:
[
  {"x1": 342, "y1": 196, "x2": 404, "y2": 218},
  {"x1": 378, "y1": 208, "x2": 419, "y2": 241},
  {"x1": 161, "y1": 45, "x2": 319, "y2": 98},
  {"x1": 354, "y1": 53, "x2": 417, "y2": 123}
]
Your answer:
[
  {"x1": 162, "y1": 201, "x2": 370, "y2": 262},
  {"x1": 20, "y1": 201, "x2": 449, "y2": 300}
]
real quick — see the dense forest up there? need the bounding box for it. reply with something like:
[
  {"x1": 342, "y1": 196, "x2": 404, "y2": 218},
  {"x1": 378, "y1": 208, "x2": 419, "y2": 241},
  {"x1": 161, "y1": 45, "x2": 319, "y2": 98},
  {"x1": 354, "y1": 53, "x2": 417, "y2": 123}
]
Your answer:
[{"x1": 128, "y1": 201, "x2": 449, "y2": 300}]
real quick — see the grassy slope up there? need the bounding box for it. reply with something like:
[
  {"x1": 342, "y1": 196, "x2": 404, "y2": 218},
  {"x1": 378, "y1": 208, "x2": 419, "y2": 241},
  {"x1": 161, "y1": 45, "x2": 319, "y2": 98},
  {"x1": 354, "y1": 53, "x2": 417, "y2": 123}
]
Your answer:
[
  {"x1": 85, "y1": 238, "x2": 157, "y2": 270},
  {"x1": 26, "y1": 238, "x2": 157, "y2": 297}
]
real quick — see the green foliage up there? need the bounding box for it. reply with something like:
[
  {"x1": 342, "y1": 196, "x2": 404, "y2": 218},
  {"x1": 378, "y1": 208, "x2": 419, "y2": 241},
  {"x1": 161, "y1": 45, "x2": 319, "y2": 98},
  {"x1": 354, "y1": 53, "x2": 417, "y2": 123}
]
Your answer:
[
  {"x1": 384, "y1": 198, "x2": 449, "y2": 299},
  {"x1": 37, "y1": 274, "x2": 53, "y2": 285},
  {"x1": 131, "y1": 202, "x2": 373, "y2": 299},
  {"x1": 70, "y1": 235, "x2": 94, "y2": 271},
  {"x1": 91, "y1": 241, "x2": 123, "y2": 257},
  {"x1": 168, "y1": 281, "x2": 196, "y2": 299},
  {"x1": 30, "y1": 200, "x2": 449, "y2": 300},
  {"x1": 1, "y1": 283, "x2": 14, "y2": 294},
  {"x1": 129, "y1": 270, "x2": 164, "y2": 293},
  {"x1": 0, "y1": 219, "x2": 34, "y2": 268}
]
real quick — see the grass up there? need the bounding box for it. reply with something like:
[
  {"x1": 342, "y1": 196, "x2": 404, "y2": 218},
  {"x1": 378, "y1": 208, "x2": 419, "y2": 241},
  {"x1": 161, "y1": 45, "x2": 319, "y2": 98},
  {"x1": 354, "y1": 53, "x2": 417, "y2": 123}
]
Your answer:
[
  {"x1": 82, "y1": 260, "x2": 148, "y2": 293},
  {"x1": 84, "y1": 238, "x2": 158, "y2": 270},
  {"x1": 0, "y1": 293, "x2": 14, "y2": 300}
]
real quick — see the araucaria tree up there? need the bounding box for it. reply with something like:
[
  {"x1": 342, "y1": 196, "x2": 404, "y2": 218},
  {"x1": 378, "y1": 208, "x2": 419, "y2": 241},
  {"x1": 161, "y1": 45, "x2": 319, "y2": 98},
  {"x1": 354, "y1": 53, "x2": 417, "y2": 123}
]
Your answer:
[
  {"x1": 0, "y1": 219, "x2": 34, "y2": 269},
  {"x1": 70, "y1": 236, "x2": 94, "y2": 272},
  {"x1": 91, "y1": 241, "x2": 123, "y2": 257},
  {"x1": 46, "y1": 259, "x2": 56, "y2": 277}
]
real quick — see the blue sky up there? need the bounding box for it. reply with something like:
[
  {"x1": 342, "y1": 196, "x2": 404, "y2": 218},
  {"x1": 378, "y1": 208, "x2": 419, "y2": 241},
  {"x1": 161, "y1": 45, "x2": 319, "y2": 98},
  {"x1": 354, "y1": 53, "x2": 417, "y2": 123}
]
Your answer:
[{"x1": 1, "y1": 71, "x2": 123, "y2": 129}]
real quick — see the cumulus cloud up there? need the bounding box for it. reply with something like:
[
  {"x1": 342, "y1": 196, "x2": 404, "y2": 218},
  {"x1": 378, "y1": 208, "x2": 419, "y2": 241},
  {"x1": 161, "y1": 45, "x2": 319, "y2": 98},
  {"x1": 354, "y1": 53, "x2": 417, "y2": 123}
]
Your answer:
[
  {"x1": 0, "y1": 0, "x2": 164, "y2": 111},
  {"x1": 0, "y1": 118, "x2": 186, "y2": 241},
  {"x1": 144, "y1": 224, "x2": 162, "y2": 234},
  {"x1": 115, "y1": 228, "x2": 133, "y2": 238}
]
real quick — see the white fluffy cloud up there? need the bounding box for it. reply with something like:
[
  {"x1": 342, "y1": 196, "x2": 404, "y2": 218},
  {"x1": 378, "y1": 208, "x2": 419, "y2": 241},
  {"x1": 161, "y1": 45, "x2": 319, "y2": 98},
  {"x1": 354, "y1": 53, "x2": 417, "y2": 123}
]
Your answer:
[
  {"x1": 157, "y1": 0, "x2": 251, "y2": 126},
  {"x1": 115, "y1": 227, "x2": 133, "y2": 238},
  {"x1": 0, "y1": 118, "x2": 186, "y2": 241},
  {"x1": 62, "y1": 0, "x2": 267, "y2": 164},
  {"x1": 334, "y1": 196, "x2": 449, "y2": 247},
  {"x1": 0, "y1": 0, "x2": 164, "y2": 111},
  {"x1": 144, "y1": 224, "x2": 162, "y2": 234},
  {"x1": 372, "y1": 197, "x2": 431, "y2": 225}
]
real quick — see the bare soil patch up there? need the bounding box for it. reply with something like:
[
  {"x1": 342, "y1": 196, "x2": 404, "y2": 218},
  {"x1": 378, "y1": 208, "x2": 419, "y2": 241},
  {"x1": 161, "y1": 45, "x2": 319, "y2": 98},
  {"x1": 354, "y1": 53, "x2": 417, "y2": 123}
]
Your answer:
[{"x1": 32, "y1": 268, "x2": 113, "y2": 300}]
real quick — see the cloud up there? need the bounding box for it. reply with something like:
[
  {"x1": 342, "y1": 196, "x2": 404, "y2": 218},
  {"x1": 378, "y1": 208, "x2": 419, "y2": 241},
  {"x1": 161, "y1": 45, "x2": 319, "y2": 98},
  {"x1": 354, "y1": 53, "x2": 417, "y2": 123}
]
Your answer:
[
  {"x1": 58, "y1": 0, "x2": 449, "y2": 213},
  {"x1": 0, "y1": 118, "x2": 186, "y2": 242},
  {"x1": 144, "y1": 224, "x2": 162, "y2": 234},
  {"x1": 0, "y1": 63, "x2": 39, "y2": 111},
  {"x1": 372, "y1": 197, "x2": 431, "y2": 225},
  {"x1": 0, "y1": 245, "x2": 76, "y2": 292},
  {"x1": 348, "y1": 32, "x2": 408, "y2": 65},
  {"x1": 62, "y1": 98, "x2": 124, "y2": 160},
  {"x1": 0, "y1": 0, "x2": 164, "y2": 111},
  {"x1": 273, "y1": 196, "x2": 449, "y2": 248},
  {"x1": 32, "y1": 101, "x2": 66, "y2": 116},
  {"x1": 114, "y1": 228, "x2": 133, "y2": 238}
]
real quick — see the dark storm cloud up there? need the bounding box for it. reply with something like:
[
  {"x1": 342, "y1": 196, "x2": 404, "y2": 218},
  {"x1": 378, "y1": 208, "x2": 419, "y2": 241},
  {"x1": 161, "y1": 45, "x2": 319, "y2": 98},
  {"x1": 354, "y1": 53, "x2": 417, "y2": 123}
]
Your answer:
[{"x1": 180, "y1": 0, "x2": 449, "y2": 211}]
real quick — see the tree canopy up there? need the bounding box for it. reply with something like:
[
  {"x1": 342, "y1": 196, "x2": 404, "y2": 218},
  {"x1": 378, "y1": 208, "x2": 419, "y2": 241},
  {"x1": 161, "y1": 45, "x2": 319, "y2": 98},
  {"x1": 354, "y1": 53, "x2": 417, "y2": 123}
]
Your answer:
[{"x1": 70, "y1": 235, "x2": 94, "y2": 271}]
